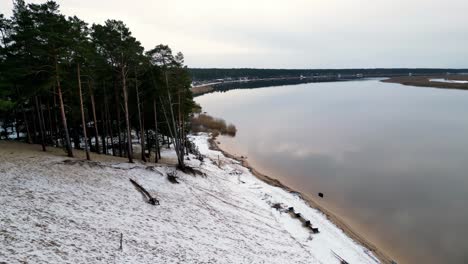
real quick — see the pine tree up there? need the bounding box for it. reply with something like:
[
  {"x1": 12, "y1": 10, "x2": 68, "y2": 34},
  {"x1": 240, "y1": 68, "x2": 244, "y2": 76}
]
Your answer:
[{"x1": 1, "y1": 1, "x2": 197, "y2": 166}]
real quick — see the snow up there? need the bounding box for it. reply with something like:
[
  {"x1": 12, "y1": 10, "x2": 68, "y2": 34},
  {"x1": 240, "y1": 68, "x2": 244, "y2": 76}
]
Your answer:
[
  {"x1": 0, "y1": 124, "x2": 24, "y2": 140},
  {"x1": 430, "y1": 78, "x2": 468, "y2": 84},
  {"x1": 0, "y1": 134, "x2": 380, "y2": 263}
]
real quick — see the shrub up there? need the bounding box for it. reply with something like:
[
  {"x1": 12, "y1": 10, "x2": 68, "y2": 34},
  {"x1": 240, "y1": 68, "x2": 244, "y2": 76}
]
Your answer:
[{"x1": 191, "y1": 114, "x2": 237, "y2": 137}]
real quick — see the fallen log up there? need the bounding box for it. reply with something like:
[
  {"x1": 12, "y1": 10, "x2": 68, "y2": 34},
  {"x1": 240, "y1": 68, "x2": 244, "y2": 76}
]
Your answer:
[
  {"x1": 331, "y1": 250, "x2": 349, "y2": 264},
  {"x1": 129, "y1": 179, "x2": 160, "y2": 205},
  {"x1": 287, "y1": 207, "x2": 320, "y2": 234},
  {"x1": 167, "y1": 171, "x2": 180, "y2": 184}
]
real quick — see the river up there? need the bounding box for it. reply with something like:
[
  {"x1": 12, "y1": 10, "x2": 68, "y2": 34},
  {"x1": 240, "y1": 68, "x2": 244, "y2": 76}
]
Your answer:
[{"x1": 195, "y1": 79, "x2": 468, "y2": 264}]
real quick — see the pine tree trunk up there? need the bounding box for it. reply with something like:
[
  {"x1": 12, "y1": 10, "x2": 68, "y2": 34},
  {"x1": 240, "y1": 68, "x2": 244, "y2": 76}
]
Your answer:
[
  {"x1": 164, "y1": 71, "x2": 184, "y2": 168},
  {"x1": 177, "y1": 89, "x2": 186, "y2": 156},
  {"x1": 55, "y1": 55, "x2": 73, "y2": 157},
  {"x1": 114, "y1": 76, "x2": 123, "y2": 157},
  {"x1": 101, "y1": 105, "x2": 108, "y2": 155},
  {"x1": 31, "y1": 102, "x2": 37, "y2": 143},
  {"x1": 53, "y1": 84, "x2": 60, "y2": 147},
  {"x1": 104, "y1": 87, "x2": 115, "y2": 156},
  {"x1": 141, "y1": 102, "x2": 146, "y2": 161},
  {"x1": 39, "y1": 97, "x2": 47, "y2": 144},
  {"x1": 15, "y1": 84, "x2": 32, "y2": 144},
  {"x1": 145, "y1": 128, "x2": 151, "y2": 160},
  {"x1": 15, "y1": 90, "x2": 32, "y2": 144},
  {"x1": 13, "y1": 84, "x2": 25, "y2": 141},
  {"x1": 160, "y1": 94, "x2": 183, "y2": 168},
  {"x1": 34, "y1": 96, "x2": 46, "y2": 151},
  {"x1": 182, "y1": 108, "x2": 188, "y2": 155},
  {"x1": 21, "y1": 104, "x2": 31, "y2": 144},
  {"x1": 46, "y1": 98, "x2": 54, "y2": 145},
  {"x1": 153, "y1": 98, "x2": 160, "y2": 162},
  {"x1": 77, "y1": 64, "x2": 90, "y2": 160},
  {"x1": 14, "y1": 109, "x2": 20, "y2": 140},
  {"x1": 135, "y1": 72, "x2": 146, "y2": 162},
  {"x1": 121, "y1": 66, "x2": 133, "y2": 163},
  {"x1": 73, "y1": 129, "x2": 81, "y2": 149},
  {"x1": 89, "y1": 82, "x2": 100, "y2": 154}
]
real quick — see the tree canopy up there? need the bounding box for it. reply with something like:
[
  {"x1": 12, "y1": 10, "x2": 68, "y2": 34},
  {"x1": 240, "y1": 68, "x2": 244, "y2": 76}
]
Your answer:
[{"x1": 0, "y1": 0, "x2": 196, "y2": 168}]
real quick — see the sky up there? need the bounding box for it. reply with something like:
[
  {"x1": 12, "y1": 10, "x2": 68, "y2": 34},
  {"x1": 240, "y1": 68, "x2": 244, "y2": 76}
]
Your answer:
[{"x1": 1, "y1": 0, "x2": 468, "y2": 68}]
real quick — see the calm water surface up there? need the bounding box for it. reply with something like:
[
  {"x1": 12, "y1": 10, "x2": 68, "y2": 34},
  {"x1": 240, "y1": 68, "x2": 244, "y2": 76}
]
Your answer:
[{"x1": 195, "y1": 80, "x2": 468, "y2": 264}]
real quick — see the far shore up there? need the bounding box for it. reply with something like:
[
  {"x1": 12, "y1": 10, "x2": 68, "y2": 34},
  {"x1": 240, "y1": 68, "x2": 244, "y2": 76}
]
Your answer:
[
  {"x1": 191, "y1": 75, "x2": 356, "y2": 96},
  {"x1": 207, "y1": 136, "x2": 395, "y2": 264},
  {"x1": 383, "y1": 75, "x2": 468, "y2": 90},
  {"x1": 191, "y1": 84, "x2": 215, "y2": 96},
  {"x1": 193, "y1": 74, "x2": 468, "y2": 97}
]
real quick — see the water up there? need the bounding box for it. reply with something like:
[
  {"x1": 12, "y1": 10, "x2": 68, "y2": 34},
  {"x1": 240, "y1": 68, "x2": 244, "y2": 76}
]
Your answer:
[{"x1": 195, "y1": 79, "x2": 468, "y2": 264}]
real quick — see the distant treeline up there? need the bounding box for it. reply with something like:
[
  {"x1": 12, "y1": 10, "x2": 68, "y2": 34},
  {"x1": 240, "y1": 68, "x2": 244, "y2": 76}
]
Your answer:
[
  {"x1": 190, "y1": 68, "x2": 468, "y2": 81},
  {"x1": 210, "y1": 78, "x2": 347, "y2": 93}
]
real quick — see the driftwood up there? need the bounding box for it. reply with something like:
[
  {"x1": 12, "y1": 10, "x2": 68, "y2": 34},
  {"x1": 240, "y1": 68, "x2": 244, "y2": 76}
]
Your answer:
[
  {"x1": 331, "y1": 250, "x2": 349, "y2": 264},
  {"x1": 178, "y1": 165, "x2": 206, "y2": 177},
  {"x1": 129, "y1": 179, "x2": 159, "y2": 205},
  {"x1": 167, "y1": 171, "x2": 180, "y2": 184},
  {"x1": 119, "y1": 233, "x2": 123, "y2": 251},
  {"x1": 272, "y1": 203, "x2": 283, "y2": 210},
  {"x1": 287, "y1": 206, "x2": 320, "y2": 234}
]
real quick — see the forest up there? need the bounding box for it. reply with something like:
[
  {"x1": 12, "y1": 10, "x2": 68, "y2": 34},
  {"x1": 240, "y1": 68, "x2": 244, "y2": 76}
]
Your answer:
[
  {"x1": 0, "y1": 1, "x2": 198, "y2": 169},
  {"x1": 189, "y1": 68, "x2": 468, "y2": 81}
]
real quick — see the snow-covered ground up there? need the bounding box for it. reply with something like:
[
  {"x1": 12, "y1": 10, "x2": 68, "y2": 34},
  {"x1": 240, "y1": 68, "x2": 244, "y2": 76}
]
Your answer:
[
  {"x1": 430, "y1": 78, "x2": 468, "y2": 84},
  {"x1": 0, "y1": 134, "x2": 381, "y2": 263}
]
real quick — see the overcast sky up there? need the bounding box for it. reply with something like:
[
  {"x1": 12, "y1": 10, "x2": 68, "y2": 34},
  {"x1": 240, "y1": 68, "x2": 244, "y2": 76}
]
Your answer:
[{"x1": 2, "y1": 0, "x2": 468, "y2": 68}]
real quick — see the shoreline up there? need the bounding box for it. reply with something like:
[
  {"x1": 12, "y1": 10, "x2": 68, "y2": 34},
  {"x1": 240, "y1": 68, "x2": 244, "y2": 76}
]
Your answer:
[
  {"x1": 1, "y1": 137, "x2": 390, "y2": 263},
  {"x1": 191, "y1": 76, "x2": 356, "y2": 96},
  {"x1": 191, "y1": 84, "x2": 215, "y2": 96},
  {"x1": 383, "y1": 75, "x2": 468, "y2": 90},
  {"x1": 207, "y1": 136, "x2": 395, "y2": 264}
]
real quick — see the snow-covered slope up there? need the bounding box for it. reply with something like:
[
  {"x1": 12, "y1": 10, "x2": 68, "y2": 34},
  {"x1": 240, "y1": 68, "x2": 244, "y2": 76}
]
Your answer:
[{"x1": 0, "y1": 134, "x2": 380, "y2": 263}]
